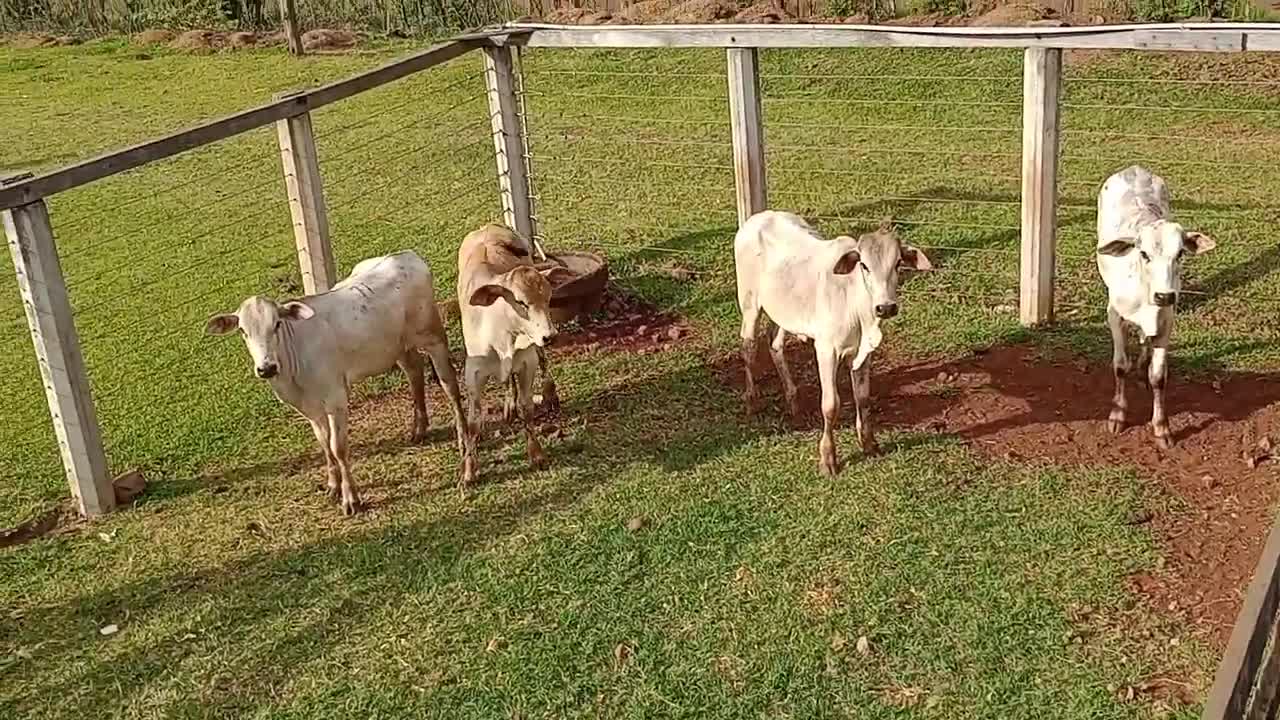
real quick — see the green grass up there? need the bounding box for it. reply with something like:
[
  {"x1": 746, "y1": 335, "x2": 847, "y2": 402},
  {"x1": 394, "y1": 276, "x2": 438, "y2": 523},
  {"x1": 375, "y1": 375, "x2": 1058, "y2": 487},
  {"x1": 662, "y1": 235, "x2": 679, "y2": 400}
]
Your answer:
[{"x1": 3, "y1": 38, "x2": 1278, "y2": 717}]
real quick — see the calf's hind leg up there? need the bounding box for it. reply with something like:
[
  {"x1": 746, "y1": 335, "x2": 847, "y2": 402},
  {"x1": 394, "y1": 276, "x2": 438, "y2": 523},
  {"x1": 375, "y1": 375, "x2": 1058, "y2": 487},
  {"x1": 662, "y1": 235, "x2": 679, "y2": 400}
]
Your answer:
[
  {"x1": 422, "y1": 336, "x2": 470, "y2": 464},
  {"x1": 398, "y1": 350, "x2": 430, "y2": 443},
  {"x1": 738, "y1": 295, "x2": 763, "y2": 414},
  {"x1": 769, "y1": 326, "x2": 801, "y2": 420}
]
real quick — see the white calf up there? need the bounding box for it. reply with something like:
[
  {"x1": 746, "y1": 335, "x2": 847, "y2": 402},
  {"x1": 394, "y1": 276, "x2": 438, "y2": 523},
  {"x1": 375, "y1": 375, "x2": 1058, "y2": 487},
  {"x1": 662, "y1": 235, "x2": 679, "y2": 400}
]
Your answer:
[
  {"x1": 205, "y1": 251, "x2": 468, "y2": 514},
  {"x1": 1096, "y1": 165, "x2": 1216, "y2": 448},
  {"x1": 735, "y1": 211, "x2": 932, "y2": 476},
  {"x1": 457, "y1": 224, "x2": 576, "y2": 491}
]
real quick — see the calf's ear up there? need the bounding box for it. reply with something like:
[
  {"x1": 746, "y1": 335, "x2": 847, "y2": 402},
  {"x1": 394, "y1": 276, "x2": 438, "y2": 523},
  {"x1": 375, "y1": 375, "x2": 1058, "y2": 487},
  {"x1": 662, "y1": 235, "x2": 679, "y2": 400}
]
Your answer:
[
  {"x1": 900, "y1": 244, "x2": 933, "y2": 271},
  {"x1": 469, "y1": 283, "x2": 516, "y2": 307},
  {"x1": 205, "y1": 314, "x2": 239, "y2": 336},
  {"x1": 280, "y1": 301, "x2": 315, "y2": 321},
  {"x1": 832, "y1": 248, "x2": 861, "y2": 275},
  {"x1": 1183, "y1": 231, "x2": 1216, "y2": 255},
  {"x1": 1096, "y1": 238, "x2": 1136, "y2": 257}
]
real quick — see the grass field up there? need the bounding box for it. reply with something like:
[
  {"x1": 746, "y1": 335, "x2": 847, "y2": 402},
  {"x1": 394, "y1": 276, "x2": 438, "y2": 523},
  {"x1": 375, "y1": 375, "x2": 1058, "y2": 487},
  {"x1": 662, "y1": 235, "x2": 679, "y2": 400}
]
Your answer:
[{"x1": 3, "y1": 37, "x2": 1280, "y2": 718}]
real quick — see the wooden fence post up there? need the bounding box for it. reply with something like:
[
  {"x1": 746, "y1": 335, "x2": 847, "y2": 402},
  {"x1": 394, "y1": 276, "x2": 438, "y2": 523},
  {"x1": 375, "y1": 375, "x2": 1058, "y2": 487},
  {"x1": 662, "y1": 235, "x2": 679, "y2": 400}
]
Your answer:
[
  {"x1": 1019, "y1": 47, "x2": 1062, "y2": 327},
  {"x1": 1203, "y1": 513, "x2": 1280, "y2": 720},
  {"x1": 727, "y1": 47, "x2": 767, "y2": 226},
  {"x1": 275, "y1": 104, "x2": 336, "y2": 295},
  {"x1": 2, "y1": 175, "x2": 113, "y2": 517},
  {"x1": 278, "y1": 0, "x2": 303, "y2": 55},
  {"x1": 484, "y1": 44, "x2": 536, "y2": 241}
]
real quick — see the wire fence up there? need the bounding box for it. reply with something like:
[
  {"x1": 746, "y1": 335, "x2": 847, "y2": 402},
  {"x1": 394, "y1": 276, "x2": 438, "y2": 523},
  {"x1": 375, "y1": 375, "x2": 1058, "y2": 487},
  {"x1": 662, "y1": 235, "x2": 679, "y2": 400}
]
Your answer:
[
  {"x1": 6, "y1": 41, "x2": 1280, "y2": 525},
  {"x1": 0, "y1": 52, "x2": 500, "y2": 527},
  {"x1": 521, "y1": 46, "x2": 1280, "y2": 341}
]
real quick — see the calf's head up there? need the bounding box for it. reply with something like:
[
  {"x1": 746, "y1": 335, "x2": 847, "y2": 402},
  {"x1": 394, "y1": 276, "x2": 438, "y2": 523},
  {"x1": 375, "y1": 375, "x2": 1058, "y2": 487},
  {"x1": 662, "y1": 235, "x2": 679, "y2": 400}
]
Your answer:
[
  {"x1": 469, "y1": 265, "x2": 577, "y2": 347},
  {"x1": 1097, "y1": 221, "x2": 1215, "y2": 307},
  {"x1": 831, "y1": 226, "x2": 933, "y2": 319},
  {"x1": 205, "y1": 296, "x2": 315, "y2": 379}
]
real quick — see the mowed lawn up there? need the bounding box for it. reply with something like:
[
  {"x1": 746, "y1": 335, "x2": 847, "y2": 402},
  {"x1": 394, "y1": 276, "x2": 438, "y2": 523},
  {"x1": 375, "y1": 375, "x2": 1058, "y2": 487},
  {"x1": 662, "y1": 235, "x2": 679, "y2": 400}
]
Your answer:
[{"x1": 3, "y1": 36, "x2": 1280, "y2": 718}]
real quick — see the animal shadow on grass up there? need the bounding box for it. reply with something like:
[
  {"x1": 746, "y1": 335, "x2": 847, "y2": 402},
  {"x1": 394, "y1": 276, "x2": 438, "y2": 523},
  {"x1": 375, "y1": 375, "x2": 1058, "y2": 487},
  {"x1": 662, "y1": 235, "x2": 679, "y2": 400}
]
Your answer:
[
  {"x1": 4, "y1": 356, "x2": 783, "y2": 718},
  {"x1": 719, "y1": 328, "x2": 1280, "y2": 465}
]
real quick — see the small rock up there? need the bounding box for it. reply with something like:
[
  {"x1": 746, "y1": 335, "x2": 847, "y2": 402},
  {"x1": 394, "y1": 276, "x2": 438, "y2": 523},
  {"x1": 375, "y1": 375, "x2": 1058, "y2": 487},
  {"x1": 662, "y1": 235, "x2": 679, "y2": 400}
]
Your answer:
[
  {"x1": 668, "y1": 326, "x2": 685, "y2": 341},
  {"x1": 1212, "y1": 379, "x2": 1223, "y2": 393},
  {"x1": 1202, "y1": 475, "x2": 1218, "y2": 490},
  {"x1": 99, "y1": 624, "x2": 119, "y2": 636},
  {"x1": 1128, "y1": 510, "x2": 1154, "y2": 525},
  {"x1": 486, "y1": 636, "x2": 506, "y2": 653},
  {"x1": 635, "y1": 324, "x2": 649, "y2": 336},
  {"x1": 625, "y1": 516, "x2": 645, "y2": 532},
  {"x1": 855, "y1": 635, "x2": 871, "y2": 656},
  {"x1": 935, "y1": 371, "x2": 948, "y2": 383},
  {"x1": 97, "y1": 531, "x2": 115, "y2": 543},
  {"x1": 830, "y1": 633, "x2": 847, "y2": 652}
]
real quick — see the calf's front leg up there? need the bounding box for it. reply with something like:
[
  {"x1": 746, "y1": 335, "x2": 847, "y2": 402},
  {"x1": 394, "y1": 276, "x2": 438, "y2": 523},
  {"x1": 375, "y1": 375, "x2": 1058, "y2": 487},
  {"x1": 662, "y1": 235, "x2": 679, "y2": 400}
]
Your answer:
[
  {"x1": 815, "y1": 345, "x2": 841, "y2": 477},
  {"x1": 1148, "y1": 331, "x2": 1172, "y2": 449},
  {"x1": 326, "y1": 402, "x2": 361, "y2": 516},
  {"x1": 516, "y1": 352, "x2": 548, "y2": 469},
  {"x1": 537, "y1": 346, "x2": 561, "y2": 415},
  {"x1": 460, "y1": 357, "x2": 491, "y2": 496},
  {"x1": 308, "y1": 417, "x2": 340, "y2": 500},
  {"x1": 1106, "y1": 306, "x2": 1130, "y2": 434},
  {"x1": 850, "y1": 359, "x2": 879, "y2": 456}
]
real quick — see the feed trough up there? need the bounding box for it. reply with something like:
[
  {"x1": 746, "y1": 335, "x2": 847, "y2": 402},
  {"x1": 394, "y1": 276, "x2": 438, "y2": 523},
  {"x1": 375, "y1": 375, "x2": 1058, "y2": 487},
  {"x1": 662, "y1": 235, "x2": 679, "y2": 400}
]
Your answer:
[{"x1": 537, "y1": 251, "x2": 610, "y2": 325}]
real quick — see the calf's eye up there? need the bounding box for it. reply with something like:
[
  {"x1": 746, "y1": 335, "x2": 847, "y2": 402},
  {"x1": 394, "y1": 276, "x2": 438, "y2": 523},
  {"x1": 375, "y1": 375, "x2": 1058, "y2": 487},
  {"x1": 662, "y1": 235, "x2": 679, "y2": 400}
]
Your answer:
[{"x1": 1139, "y1": 251, "x2": 1150, "y2": 262}]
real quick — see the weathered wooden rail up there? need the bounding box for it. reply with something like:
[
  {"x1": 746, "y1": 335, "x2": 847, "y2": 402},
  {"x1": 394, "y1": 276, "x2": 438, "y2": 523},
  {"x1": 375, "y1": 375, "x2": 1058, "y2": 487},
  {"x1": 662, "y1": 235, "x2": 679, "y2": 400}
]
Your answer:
[{"x1": 5, "y1": 23, "x2": 1280, "y2": 716}]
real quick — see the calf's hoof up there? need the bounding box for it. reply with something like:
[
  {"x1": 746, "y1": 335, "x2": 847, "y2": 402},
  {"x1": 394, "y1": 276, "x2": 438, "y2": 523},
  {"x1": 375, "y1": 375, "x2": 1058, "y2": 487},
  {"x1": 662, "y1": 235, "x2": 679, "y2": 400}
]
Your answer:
[
  {"x1": 410, "y1": 424, "x2": 430, "y2": 444},
  {"x1": 340, "y1": 495, "x2": 361, "y2": 516},
  {"x1": 861, "y1": 440, "x2": 881, "y2": 458},
  {"x1": 818, "y1": 447, "x2": 840, "y2": 477},
  {"x1": 1153, "y1": 428, "x2": 1173, "y2": 450},
  {"x1": 1107, "y1": 411, "x2": 1125, "y2": 435},
  {"x1": 529, "y1": 445, "x2": 549, "y2": 470},
  {"x1": 541, "y1": 383, "x2": 562, "y2": 415}
]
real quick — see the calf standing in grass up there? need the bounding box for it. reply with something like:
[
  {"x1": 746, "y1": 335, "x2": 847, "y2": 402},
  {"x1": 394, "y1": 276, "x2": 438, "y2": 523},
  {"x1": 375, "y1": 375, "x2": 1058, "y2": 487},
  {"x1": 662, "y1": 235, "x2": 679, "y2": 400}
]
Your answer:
[
  {"x1": 1096, "y1": 165, "x2": 1216, "y2": 449},
  {"x1": 457, "y1": 224, "x2": 576, "y2": 491},
  {"x1": 205, "y1": 251, "x2": 468, "y2": 515},
  {"x1": 735, "y1": 211, "x2": 932, "y2": 476}
]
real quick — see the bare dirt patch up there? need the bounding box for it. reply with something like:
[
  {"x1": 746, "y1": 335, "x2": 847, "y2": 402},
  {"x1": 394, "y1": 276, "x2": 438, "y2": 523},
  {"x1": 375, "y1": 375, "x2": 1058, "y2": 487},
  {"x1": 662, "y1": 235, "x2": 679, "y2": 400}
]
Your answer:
[
  {"x1": 719, "y1": 341, "x2": 1280, "y2": 648},
  {"x1": 553, "y1": 289, "x2": 692, "y2": 356}
]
